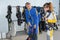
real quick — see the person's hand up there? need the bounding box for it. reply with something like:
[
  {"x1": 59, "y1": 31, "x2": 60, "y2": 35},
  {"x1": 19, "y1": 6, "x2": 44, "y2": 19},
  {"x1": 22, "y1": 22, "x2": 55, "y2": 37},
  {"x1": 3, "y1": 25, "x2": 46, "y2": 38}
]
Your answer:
[
  {"x1": 45, "y1": 18, "x2": 48, "y2": 21},
  {"x1": 28, "y1": 22, "x2": 31, "y2": 26},
  {"x1": 34, "y1": 25, "x2": 36, "y2": 29},
  {"x1": 44, "y1": 16, "x2": 48, "y2": 21}
]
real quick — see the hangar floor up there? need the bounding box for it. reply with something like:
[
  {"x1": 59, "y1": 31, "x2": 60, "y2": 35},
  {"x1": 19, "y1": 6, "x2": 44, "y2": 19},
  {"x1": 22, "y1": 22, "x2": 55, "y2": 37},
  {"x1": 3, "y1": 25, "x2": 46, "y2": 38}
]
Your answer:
[
  {"x1": 0, "y1": 29, "x2": 60, "y2": 40},
  {"x1": 0, "y1": 21, "x2": 60, "y2": 40}
]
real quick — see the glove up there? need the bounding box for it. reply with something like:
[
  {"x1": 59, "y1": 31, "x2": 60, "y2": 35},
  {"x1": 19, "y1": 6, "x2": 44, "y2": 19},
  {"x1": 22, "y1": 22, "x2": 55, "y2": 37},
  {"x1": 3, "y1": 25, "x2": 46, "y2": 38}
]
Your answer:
[
  {"x1": 28, "y1": 22, "x2": 32, "y2": 27},
  {"x1": 34, "y1": 25, "x2": 36, "y2": 29}
]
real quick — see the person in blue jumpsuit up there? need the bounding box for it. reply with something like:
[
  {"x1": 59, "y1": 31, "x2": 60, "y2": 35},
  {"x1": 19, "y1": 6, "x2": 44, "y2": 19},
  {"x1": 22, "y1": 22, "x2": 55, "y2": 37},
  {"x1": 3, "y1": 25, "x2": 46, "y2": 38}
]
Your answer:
[{"x1": 25, "y1": 2, "x2": 38, "y2": 40}]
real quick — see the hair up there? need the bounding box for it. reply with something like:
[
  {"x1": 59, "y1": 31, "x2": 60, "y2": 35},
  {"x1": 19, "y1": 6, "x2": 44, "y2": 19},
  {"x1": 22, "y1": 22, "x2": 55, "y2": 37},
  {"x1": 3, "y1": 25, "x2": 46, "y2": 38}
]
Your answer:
[
  {"x1": 43, "y1": 2, "x2": 54, "y2": 12},
  {"x1": 49, "y1": 2, "x2": 54, "y2": 12},
  {"x1": 25, "y1": 2, "x2": 30, "y2": 6},
  {"x1": 43, "y1": 3, "x2": 49, "y2": 8}
]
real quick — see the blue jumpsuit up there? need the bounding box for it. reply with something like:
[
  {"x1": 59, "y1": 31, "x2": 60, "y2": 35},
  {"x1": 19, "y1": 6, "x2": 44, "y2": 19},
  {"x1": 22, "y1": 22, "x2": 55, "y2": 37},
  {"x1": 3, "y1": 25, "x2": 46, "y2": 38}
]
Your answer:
[{"x1": 25, "y1": 8, "x2": 38, "y2": 40}]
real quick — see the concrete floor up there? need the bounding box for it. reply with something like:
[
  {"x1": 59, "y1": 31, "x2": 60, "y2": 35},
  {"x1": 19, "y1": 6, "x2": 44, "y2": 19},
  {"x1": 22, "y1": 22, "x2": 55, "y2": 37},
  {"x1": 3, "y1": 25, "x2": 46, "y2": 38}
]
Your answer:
[
  {"x1": 0, "y1": 22, "x2": 60, "y2": 40},
  {"x1": 0, "y1": 29, "x2": 60, "y2": 40}
]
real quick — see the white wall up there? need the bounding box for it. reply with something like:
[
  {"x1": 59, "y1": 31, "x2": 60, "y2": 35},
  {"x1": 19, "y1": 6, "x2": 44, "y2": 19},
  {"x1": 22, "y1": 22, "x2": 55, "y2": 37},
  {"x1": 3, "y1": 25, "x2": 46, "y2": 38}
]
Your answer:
[{"x1": 52, "y1": 0, "x2": 59, "y2": 15}]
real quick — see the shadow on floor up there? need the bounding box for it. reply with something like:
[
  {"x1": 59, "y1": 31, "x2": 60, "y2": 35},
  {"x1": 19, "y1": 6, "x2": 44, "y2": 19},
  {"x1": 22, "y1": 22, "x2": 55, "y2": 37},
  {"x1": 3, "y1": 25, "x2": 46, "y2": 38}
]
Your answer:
[{"x1": 16, "y1": 30, "x2": 27, "y2": 36}]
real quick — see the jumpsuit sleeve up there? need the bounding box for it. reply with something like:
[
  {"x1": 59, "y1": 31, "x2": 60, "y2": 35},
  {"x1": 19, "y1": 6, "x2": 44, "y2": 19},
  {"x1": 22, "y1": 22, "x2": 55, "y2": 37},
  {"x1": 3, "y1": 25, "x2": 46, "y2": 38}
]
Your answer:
[
  {"x1": 34, "y1": 9, "x2": 38, "y2": 25},
  {"x1": 25, "y1": 10, "x2": 30, "y2": 23}
]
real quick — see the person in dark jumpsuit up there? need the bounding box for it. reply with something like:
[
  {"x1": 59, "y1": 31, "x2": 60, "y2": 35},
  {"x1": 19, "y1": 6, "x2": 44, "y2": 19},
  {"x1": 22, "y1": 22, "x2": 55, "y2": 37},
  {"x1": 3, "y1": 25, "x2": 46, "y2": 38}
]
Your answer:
[
  {"x1": 25, "y1": 2, "x2": 38, "y2": 40},
  {"x1": 40, "y1": 10, "x2": 46, "y2": 31}
]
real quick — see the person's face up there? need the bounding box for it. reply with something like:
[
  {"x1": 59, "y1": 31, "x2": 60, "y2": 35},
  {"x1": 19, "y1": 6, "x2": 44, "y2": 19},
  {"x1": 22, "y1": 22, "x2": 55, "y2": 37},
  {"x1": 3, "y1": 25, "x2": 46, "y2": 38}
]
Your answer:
[
  {"x1": 26, "y1": 4, "x2": 31, "y2": 10},
  {"x1": 44, "y1": 6, "x2": 49, "y2": 12}
]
